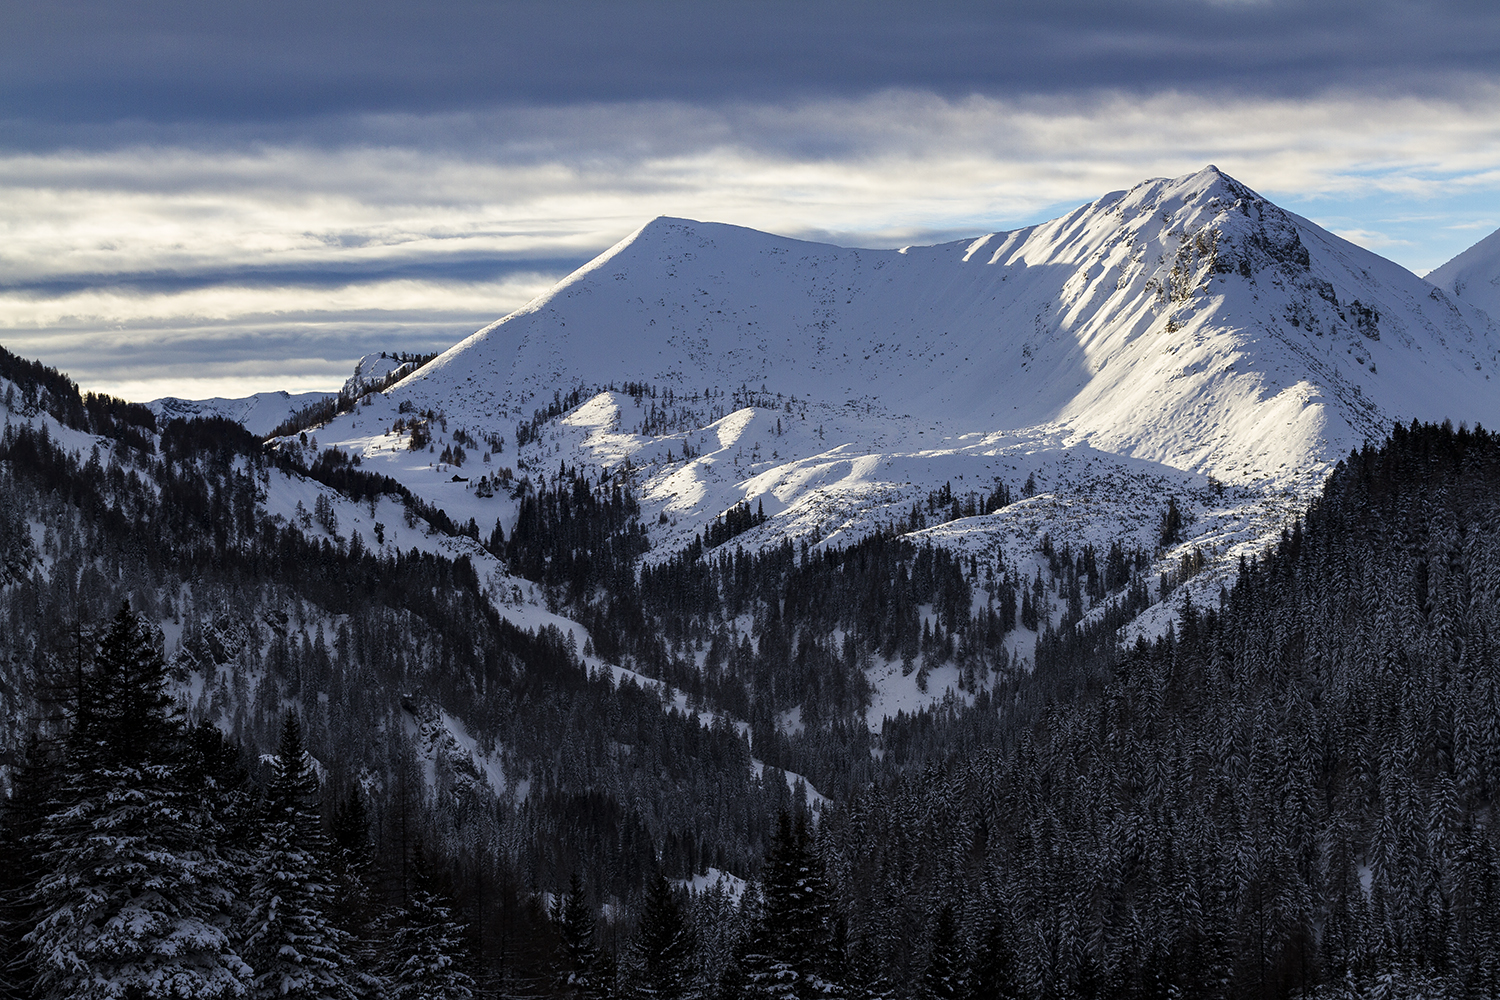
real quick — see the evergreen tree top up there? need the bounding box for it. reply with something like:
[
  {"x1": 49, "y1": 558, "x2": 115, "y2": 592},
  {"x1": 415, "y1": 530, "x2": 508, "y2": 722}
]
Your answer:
[
  {"x1": 267, "y1": 711, "x2": 319, "y2": 823},
  {"x1": 79, "y1": 601, "x2": 178, "y2": 764}
]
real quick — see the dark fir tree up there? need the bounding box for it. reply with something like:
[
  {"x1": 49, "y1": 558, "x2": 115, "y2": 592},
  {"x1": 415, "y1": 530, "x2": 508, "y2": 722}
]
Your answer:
[
  {"x1": 742, "y1": 812, "x2": 838, "y2": 1000},
  {"x1": 328, "y1": 788, "x2": 379, "y2": 957},
  {"x1": 965, "y1": 913, "x2": 1019, "y2": 1000},
  {"x1": 1158, "y1": 495, "x2": 1183, "y2": 546},
  {"x1": 555, "y1": 872, "x2": 608, "y2": 1000},
  {"x1": 243, "y1": 712, "x2": 355, "y2": 1000},
  {"x1": 919, "y1": 905, "x2": 963, "y2": 1000},
  {"x1": 632, "y1": 873, "x2": 696, "y2": 1000},
  {"x1": 0, "y1": 734, "x2": 53, "y2": 1000}
]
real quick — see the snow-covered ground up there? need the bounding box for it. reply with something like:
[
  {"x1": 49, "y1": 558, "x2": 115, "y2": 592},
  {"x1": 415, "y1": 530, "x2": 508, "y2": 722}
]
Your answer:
[{"x1": 679, "y1": 867, "x2": 748, "y2": 902}]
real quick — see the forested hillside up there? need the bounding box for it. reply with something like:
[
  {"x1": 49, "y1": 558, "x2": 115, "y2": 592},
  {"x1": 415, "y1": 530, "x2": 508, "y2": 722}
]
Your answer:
[
  {"x1": 2, "y1": 338, "x2": 1499, "y2": 999},
  {"x1": 816, "y1": 420, "x2": 1500, "y2": 999}
]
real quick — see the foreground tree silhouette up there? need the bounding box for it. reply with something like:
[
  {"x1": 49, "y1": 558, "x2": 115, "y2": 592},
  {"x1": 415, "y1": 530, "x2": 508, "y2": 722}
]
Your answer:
[
  {"x1": 632, "y1": 873, "x2": 695, "y2": 1000},
  {"x1": 24, "y1": 602, "x2": 249, "y2": 999},
  {"x1": 0, "y1": 735, "x2": 55, "y2": 1000},
  {"x1": 742, "y1": 812, "x2": 838, "y2": 1000},
  {"x1": 965, "y1": 913, "x2": 1020, "y2": 1000},
  {"x1": 555, "y1": 871, "x2": 607, "y2": 1000},
  {"x1": 328, "y1": 786, "x2": 381, "y2": 986},
  {"x1": 918, "y1": 905, "x2": 962, "y2": 1000}
]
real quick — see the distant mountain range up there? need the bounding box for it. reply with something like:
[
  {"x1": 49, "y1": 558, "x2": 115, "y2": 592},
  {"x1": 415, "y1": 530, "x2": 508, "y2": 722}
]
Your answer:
[{"x1": 149, "y1": 389, "x2": 334, "y2": 437}]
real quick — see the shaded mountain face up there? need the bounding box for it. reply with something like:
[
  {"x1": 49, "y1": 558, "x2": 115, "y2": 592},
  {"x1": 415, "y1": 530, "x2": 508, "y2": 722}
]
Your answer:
[{"x1": 390, "y1": 166, "x2": 1500, "y2": 483}]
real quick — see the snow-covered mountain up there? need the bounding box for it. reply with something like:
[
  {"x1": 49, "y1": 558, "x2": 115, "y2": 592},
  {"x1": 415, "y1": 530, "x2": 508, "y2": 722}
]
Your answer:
[
  {"x1": 148, "y1": 354, "x2": 427, "y2": 439},
  {"x1": 393, "y1": 165, "x2": 1499, "y2": 481},
  {"x1": 341, "y1": 352, "x2": 426, "y2": 397},
  {"x1": 1428, "y1": 224, "x2": 1500, "y2": 326},
  {"x1": 300, "y1": 167, "x2": 1500, "y2": 657},
  {"x1": 7, "y1": 174, "x2": 1500, "y2": 997},
  {"x1": 150, "y1": 389, "x2": 331, "y2": 437}
]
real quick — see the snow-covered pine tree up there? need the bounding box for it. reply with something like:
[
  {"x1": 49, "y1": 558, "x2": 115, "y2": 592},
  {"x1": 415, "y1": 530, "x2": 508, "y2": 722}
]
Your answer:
[
  {"x1": 243, "y1": 712, "x2": 356, "y2": 999},
  {"x1": 328, "y1": 789, "x2": 375, "y2": 934},
  {"x1": 965, "y1": 912, "x2": 1020, "y2": 1000},
  {"x1": 738, "y1": 886, "x2": 796, "y2": 1000},
  {"x1": 384, "y1": 842, "x2": 475, "y2": 1000},
  {"x1": 742, "y1": 812, "x2": 839, "y2": 1000},
  {"x1": 687, "y1": 876, "x2": 744, "y2": 994},
  {"x1": 843, "y1": 931, "x2": 894, "y2": 1000},
  {"x1": 632, "y1": 873, "x2": 696, "y2": 1000},
  {"x1": 24, "y1": 601, "x2": 250, "y2": 999},
  {"x1": 328, "y1": 786, "x2": 383, "y2": 997}
]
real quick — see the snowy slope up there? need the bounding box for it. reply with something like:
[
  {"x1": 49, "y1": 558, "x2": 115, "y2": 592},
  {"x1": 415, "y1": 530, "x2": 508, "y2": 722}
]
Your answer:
[
  {"x1": 1428, "y1": 225, "x2": 1500, "y2": 326},
  {"x1": 150, "y1": 390, "x2": 331, "y2": 437},
  {"x1": 301, "y1": 166, "x2": 1500, "y2": 583},
  {"x1": 342, "y1": 353, "x2": 420, "y2": 396}
]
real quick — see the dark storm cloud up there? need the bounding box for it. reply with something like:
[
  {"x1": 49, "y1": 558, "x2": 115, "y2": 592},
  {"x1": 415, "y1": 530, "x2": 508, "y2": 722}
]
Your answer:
[
  {"x1": 6, "y1": 0, "x2": 1500, "y2": 400},
  {"x1": 4, "y1": 0, "x2": 1498, "y2": 133}
]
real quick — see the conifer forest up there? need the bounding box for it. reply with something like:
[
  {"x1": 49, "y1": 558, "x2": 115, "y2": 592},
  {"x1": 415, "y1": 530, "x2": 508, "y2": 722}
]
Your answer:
[{"x1": 3, "y1": 346, "x2": 1500, "y2": 1000}]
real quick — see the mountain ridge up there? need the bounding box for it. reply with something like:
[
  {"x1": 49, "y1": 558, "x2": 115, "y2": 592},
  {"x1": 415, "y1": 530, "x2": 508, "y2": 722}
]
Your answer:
[
  {"x1": 148, "y1": 389, "x2": 332, "y2": 437},
  {"x1": 266, "y1": 166, "x2": 1500, "y2": 659}
]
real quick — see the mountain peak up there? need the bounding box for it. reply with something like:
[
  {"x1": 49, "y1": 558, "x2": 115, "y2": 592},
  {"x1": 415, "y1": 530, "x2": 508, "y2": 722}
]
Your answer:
[
  {"x1": 569, "y1": 215, "x2": 823, "y2": 283},
  {"x1": 1169, "y1": 163, "x2": 1251, "y2": 199},
  {"x1": 622, "y1": 215, "x2": 797, "y2": 249},
  {"x1": 633, "y1": 215, "x2": 704, "y2": 238},
  {"x1": 1100, "y1": 164, "x2": 1262, "y2": 223},
  {"x1": 388, "y1": 167, "x2": 1500, "y2": 492}
]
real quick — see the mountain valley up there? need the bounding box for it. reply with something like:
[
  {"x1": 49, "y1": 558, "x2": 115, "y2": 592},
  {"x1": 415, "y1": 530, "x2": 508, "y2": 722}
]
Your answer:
[{"x1": 4, "y1": 166, "x2": 1500, "y2": 999}]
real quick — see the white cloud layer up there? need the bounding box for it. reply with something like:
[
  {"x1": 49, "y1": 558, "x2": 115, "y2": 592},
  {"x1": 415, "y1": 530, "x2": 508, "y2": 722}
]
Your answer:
[{"x1": 5, "y1": 85, "x2": 1500, "y2": 400}]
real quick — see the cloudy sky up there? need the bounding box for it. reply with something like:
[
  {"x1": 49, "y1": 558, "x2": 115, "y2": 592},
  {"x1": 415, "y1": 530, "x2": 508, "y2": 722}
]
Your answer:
[{"x1": 4, "y1": 1, "x2": 1500, "y2": 401}]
